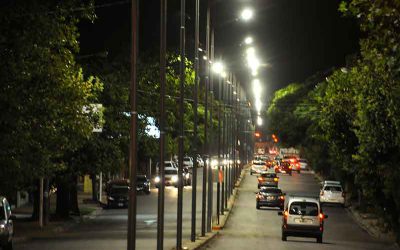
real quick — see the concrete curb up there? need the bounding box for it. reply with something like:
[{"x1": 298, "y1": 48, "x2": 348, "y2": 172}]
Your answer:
[{"x1": 179, "y1": 165, "x2": 248, "y2": 250}]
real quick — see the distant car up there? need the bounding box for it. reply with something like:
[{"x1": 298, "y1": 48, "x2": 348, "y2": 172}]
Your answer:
[
  {"x1": 276, "y1": 161, "x2": 292, "y2": 175},
  {"x1": 106, "y1": 179, "x2": 130, "y2": 208},
  {"x1": 250, "y1": 160, "x2": 267, "y2": 175},
  {"x1": 183, "y1": 156, "x2": 194, "y2": 170},
  {"x1": 278, "y1": 196, "x2": 328, "y2": 243},
  {"x1": 283, "y1": 156, "x2": 300, "y2": 173},
  {"x1": 256, "y1": 187, "x2": 285, "y2": 210},
  {"x1": 0, "y1": 197, "x2": 14, "y2": 250},
  {"x1": 155, "y1": 166, "x2": 191, "y2": 188},
  {"x1": 257, "y1": 172, "x2": 279, "y2": 188},
  {"x1": 196, "y1": 155, "x2": 205, "y2": 168},
  {"x1": 136, "y1": 175, "x2": 151, "y2": 194},
  {"x1": 299, "y1": 158, "x2": 308, "y2": 170},
  {"x1": 319, "y1": 181, "x2": 345, "y2": 207}
]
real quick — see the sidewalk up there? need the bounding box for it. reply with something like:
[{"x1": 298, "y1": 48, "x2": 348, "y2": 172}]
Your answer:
[{"x1": 12, "y1": 192, "x2": 105, "y2": 243}]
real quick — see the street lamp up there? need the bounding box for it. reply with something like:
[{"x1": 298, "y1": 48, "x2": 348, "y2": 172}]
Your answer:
[
  {"x1": 244, "y1": 36, "x2": 253, "y2": 45},
  {"x1": 240, "y1": 8, "x2": 254, "y2": 21},
  {"x1": 212, "y1": 61, "x2": 224, "y2": 74}
]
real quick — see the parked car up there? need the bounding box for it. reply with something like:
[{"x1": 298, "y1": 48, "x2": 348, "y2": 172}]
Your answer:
[
  {"x1": 319, "y1": 181, "x2": 345, "y2": 207},
  {"x1": 278, "y1": 196, "x2": 328, "y2": 243},
  {"x1": 0, "y1": 196, "x2": 14, "y2": 250},
  {"x1": 136, "y1": 175, "x2": 151, "y2": 194},
  {"x1": 106, "y1": 179, "x2": 130, "y2": 208},
  {"x1": 256, "y1": 187, "x2": 285, "y2": 210},
  {"x1": 196, "y1": 155, "x2": 205, "y2": 168},
  {"x1": 257, "y1": 171, "x2": 279, "y2": 188}
]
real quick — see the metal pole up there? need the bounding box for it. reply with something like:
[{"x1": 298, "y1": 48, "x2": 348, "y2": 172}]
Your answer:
[
  {"x1": 221, "y1": 77, "x2": 225, "y2": 214},
  {"x1": 39, "y1": 178, "x2": 43, "y2": 228},
  {"x1": 202, "y1": 0, "x2": 210, "y2": 237},
  {"x1": 177, "y1": 0, "x2": 185, "y2": 248},
  {"x1": 157, "y1": 0, "x2": 167, "y2": 248},
  {"x1": 207, "y1": 27, "x2": 214, "y2": 233},
  {"x1": 217, "y1": 74, "x2": 221, "y2": 221},
  {"x1": 191, "y1": 0, "x2": 199, "y2": 242},
  {"x1": 127, "y1": 0, "x2": 138, "y2": 249}
]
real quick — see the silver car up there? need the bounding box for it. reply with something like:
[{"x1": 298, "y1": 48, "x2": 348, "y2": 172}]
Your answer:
[
  {"x1": 278, "y1": 196, "x2": 328, "y2": 243},
  {"x1": 0, "y1": 197, "x2": 14, "y2": 250}
]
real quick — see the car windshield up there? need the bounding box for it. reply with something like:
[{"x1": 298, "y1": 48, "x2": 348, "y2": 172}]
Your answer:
[
  {"x1": 289, "y1": 202, "x2": 319, "y2": 216},
  {"x1": 110, "y1": 186, "x2": 129, "y2": 195},
  {"x1": 0, "y1": 204, "x2": 4, "y2": 220},
  {"x1": 165, "y1": 169, "x2": 177, "y2": 175},
  {"x1": 324, "y1": 185, "x2": 342, "y2": 192},
  {"x1": 260, "y1": 173, "x2": 276, "y2": 178},
  {"x1": 260, "y1": 188, "x2": 281, "y2": 194}
]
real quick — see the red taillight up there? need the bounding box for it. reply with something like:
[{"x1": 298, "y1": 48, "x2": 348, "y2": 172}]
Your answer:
[
  {"x1": 289, "y1": 166, "x2": 292, "y2": 169},
  {"x1": 290, "y1": 159, "x2": 295, "y2": 163},
  {"x1": 279, "y1": 195, "x2": 285, "y2": 200},
  {"x1": 258, "y1": 177, "x2": 263, "y2": 181},
  {"x1": 319, "y1": 213, "x2": 324, "y2": 222},
  {"x1": 274, "y1": 177, "x2": 278, "y2": 182}
]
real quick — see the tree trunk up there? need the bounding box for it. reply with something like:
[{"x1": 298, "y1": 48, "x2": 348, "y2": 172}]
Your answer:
[
  {"x1": 43, "y1": 178, "x2": 50, "y2": 225},
  {"x1": 56, "y1": 178, "x2": 70, "y2": 218},
  {"x1": 91, "y1": 173, "x2": 98, "y2": 202},
  {"x1": 31, "y1": 180, "x2": 39, "y2": 220},
  {"x1": 69, "y1": 175, "x2": 80, "y2": 216}
]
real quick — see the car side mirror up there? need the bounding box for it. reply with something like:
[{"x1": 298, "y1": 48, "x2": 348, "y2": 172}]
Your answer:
[{"x1": 277, "y1": 211, "x2": 283, "y2": 216}]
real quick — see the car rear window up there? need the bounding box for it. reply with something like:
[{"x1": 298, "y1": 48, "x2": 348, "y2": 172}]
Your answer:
[
  {"x1": 289, "y1": 202, "x2": 319, "y2": 216},
  {"x1": 260, "y1": 188, "x2": 281, "y2": 194},
  {"x1": 165, "y1": 169, "x2": 177, "y2": 175},
  {"x1": 324, "y1": 185, "x2": 342, "y2": 192},
  {"x1": 260, "y1": 173, "x2": 276, "y2": 178}
]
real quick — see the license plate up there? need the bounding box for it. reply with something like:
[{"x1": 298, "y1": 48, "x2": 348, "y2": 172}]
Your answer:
[
  {"x1": 267, "y1": 196, "x2": 275, "y2": 201},
  {"x1": 118, "y1": 203, "x2": 124, "y2": 207},
  {"x1": 294, "y1": 218, "x2": 313, "y2": 224}
]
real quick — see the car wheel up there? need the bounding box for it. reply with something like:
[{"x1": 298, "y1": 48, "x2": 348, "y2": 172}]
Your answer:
[
  {"x1": 281, "y1": 233, "x2": 287, "y2": 241},
  {"x1": 256, "y1": 203, "x2": 260, "y2": 209},
  {"x1": 4, "y1": 240, "x2": 13, "y2": 250},
  {"x1": 317, "y1": 236, "x2": 323, "y2": 243}
]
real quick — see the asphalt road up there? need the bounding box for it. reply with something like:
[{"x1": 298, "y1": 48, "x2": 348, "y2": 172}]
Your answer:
[
  {"x1": 200, "y1": 169, "x2": 399, "y2": 250},
  {"x1": 15, "y1": 167, "x2": 222, "y2": 250}
]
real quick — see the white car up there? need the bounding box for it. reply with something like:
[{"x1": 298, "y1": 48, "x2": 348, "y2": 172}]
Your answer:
[
  {"x1": 298, "y1": 158, "x2": 308, "y2": 170},
  {"x1": 183, "y1": 156, "x2": 194, "y2": 169},
  {"x1": 0, "y1": 197, "x2": 14, "y2": 250},
  {"x1": 319, "y1": 181, "x2": 345, "y2": 206},
  {"x1": 250, "y1": 160, "x2": 266, "y2": 175},
  {"x1": 278, "y1": 196, "x2": 328, "y2": 243}
]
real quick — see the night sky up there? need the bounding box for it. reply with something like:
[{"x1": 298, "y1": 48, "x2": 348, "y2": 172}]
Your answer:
[{"x1": 79, "y1": 0, "x2": 359, "y2": 98}]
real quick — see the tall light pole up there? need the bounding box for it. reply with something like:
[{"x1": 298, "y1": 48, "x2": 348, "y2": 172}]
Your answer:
[
  {"x1": 177, "y1": 0, "x2": 185, "y2": 248},
  {"x1": 190, "y1": 0, "x2": 199, "y2": 243},
  {"x1": 127, "y1": 0, "x2": 138, "y2": 249},
  {"x1": 157, "y1": 0, "x2": 167, "y2": 249}
]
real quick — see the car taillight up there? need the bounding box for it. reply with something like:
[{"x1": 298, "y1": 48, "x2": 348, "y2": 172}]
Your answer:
[
  {"x1": 290, "y1": 159, "x2": 295, "y2": 163},
  {"x1": 279, "y1": 195, "x2": 285, "y2": 200},
  {"x1": 319, "y1": 213, "x2": 324, "y2": 223},
  {"x1": 258, "y1": 177, "x2": 263, "y2": 181},
  {"x1": 289, "y1": 166, "x2": 292, "y2": 169},
  {"x1": 274, "y1": 177, "x2": 278, "y2": 182}
]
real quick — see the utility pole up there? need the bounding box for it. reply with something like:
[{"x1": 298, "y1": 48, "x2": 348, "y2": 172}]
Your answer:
[
  {"x1": 177, "y1": 0, "x2": 185, "y2": 248},
  {"x1": 157, "y1": 0, "x2": 167, "y2": 248},
  {"x1": 191, "y1": 0, "x2": 199, "y2": 242},
  {"x1": 207, "y1": 27, "x2": 214, "y2": 233},
  {"x1": 127, "y1": 0, "x2": 138, "y2": 249}
]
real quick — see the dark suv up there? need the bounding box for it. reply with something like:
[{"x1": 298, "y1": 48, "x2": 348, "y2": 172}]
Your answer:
[{"x1": 0, "y1": 197, "x2": 14, "y2": 250}]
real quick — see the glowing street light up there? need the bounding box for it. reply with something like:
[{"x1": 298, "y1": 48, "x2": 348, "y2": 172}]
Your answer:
[
  {"x1": 212, "y1": 61, "x2": 224, "y2": 74},
  {"x1": 240, "y1": 8, "x2": 254, "y2": 21},
  {"x1": 221, "y1": 71, "x2": 227, "y2": 78},
  {"x1": 257, "y1": 116, "x2": 263, "y2": 126},
  {"x1": 244, "y1": 36, "x2": 253, "y2": 45},
  {"x1": 255, "y1": 99, "x2": 262, "y2": 113}
]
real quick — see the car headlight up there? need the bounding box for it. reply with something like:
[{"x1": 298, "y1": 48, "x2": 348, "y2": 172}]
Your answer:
[
  {"x1": 108, "y1": 196, "x2": 115, "y2": 201},
  {"x1": 211, "y1": 159, "x2": 218, "y2": 167},
  {"x1": 155, "y1": 176, "x2": 160, "y2": 183},
  {"x1": 144, "y1": 182, "x2": 149, "y2": 186},
  {"x1": 171, "y1": 175, "x2": 178, "y2": 182}
]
